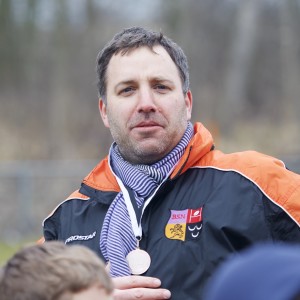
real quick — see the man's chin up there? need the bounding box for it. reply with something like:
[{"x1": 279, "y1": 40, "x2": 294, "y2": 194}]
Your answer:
[{"x1": 126, "y1": 147, "x2": 165, "y2": 165}]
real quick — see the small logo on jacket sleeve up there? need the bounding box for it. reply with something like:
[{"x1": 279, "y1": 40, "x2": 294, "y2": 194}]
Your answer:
[
  {"x1": 65, "y1": 231, "x2": 96, "y2": 244},
  {"x1": 165, "y1": 208, "x2": 203, "y2": 241}
]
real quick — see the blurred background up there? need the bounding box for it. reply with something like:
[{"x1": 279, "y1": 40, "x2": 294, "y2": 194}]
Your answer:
[{"x1": 0, "y1": 0, "x2": 300, "y2": 262}]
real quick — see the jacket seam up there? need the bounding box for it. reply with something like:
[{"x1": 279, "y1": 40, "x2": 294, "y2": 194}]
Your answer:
[
  {"x1": 42, "y1": 197, "x2": 90, "y2": 227},
  {"x1": 190, "y1": 165, "x2": 300, "y2": 227}
]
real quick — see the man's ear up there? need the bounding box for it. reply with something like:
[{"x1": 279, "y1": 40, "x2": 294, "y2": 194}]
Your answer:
[
  {"x1": 185, "y1": 90, "x2": 193, "y2": 121},
  {"x1": 99, "y1": 98, "x2": 110, "y2": 128}
]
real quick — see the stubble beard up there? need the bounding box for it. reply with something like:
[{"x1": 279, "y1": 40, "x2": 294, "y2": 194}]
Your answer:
[
  {"x1": 119, "y1": 138, "x2": 169, "y2": 165},
  {"x1": 108, "y1": 107, "x2": 189, "y2": 165},
  {"x1": 112, "y1": 124, "x2": 187, "y2": 165}
]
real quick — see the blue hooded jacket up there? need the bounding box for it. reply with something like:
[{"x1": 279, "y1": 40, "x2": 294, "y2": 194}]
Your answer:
[{"x1": 204, "y1": 243, "x2": 300, "y2": 300}]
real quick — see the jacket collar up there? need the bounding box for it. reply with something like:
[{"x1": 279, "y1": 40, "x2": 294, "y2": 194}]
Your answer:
[
  {"x1": 170, "y1": 122, "x2": 214, "y2": 179},
  {"x1": 82, "y1": 122, "x2": 214, "y2": 191}
]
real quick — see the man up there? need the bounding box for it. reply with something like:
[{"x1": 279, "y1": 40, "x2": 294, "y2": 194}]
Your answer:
[
  {"x1": 43, "y1": 27, "x2": 300, "y2": 300},
  {"x1": 0, "y1": 241, "x2": 113, "y2": 300}
]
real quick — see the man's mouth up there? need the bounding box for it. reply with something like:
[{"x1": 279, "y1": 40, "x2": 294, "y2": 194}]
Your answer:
[{"x1": 135, "y1": 121, "x2": 161, "y2": 128}]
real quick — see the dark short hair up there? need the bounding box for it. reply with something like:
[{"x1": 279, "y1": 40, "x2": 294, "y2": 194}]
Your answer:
[{"x1": 96, "y1": 26, "x2": 190, "y2": 103}]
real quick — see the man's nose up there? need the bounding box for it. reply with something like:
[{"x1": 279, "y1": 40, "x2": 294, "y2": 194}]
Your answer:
[{"x1": 136, "y1": 87, "x2": 157, "y2": 113}]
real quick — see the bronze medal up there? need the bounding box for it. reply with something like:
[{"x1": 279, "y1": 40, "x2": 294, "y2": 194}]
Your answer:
[{"x1": 126, "y1": 248, "x2": 151, "y2": 275}]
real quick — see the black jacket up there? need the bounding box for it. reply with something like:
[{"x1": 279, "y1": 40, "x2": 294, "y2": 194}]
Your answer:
[{"x1": 44, "y1": 123, "x2": 300, "y2": 299}]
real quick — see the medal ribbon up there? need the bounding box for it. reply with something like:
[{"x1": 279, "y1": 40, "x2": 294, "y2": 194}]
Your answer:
[{"x1": 115, "y1": 172, "x2": 172, "y2": 241}]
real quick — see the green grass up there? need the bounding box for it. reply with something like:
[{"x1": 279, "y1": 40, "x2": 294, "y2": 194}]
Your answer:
[{"x1": 0, "y1": 242, "x2": 27, "y2": 266}]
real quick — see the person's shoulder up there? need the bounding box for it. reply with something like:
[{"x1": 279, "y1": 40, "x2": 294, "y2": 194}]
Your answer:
[
  {"x1": 65, "y1": 189, "x2": 90, "y2": 201},
  {"x1": 82, "y1": 156, "x2": 119, "y2": 192},
  {"x1": 209, "y1": 149, "x2": 300, "y2": 211},
  {"x1": 42, "y1": 189, "x2": 92, "y2": 241},
  {"x1": 198, "y1": 149, "x2": 300, "y2": 198},
  {"x1": 199, "y1": 149, "x2": 285, "y2": 170},
  {"x1": 229, "y1": 150, "x2": 285, "y2": 167},
  {"x1": 43, "y1": 189, "x2": 90, "y2": 223}
]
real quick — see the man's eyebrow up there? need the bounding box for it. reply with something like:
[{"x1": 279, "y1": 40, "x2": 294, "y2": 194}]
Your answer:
[
  {"x1": 115, "y1": 77, "x2": 174, "y2": 89},
  {"x1": 151, "y1": 77, "x2": 175, "y2": 85},
  {"x1": 115, "y1": 80, "x2": 136, "y2": 89}
]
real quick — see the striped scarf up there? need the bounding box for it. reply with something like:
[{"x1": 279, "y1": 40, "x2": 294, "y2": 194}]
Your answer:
[{"x1": 100, "y1": 122, "x2": 193, "y2": 277}]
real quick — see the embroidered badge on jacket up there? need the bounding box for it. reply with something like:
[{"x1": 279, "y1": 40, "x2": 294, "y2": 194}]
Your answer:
[{"x1": 165, "y1": 208, "x2": 203, "y2": 241}]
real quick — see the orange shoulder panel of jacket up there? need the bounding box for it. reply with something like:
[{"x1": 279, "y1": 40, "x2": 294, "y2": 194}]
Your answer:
[
  {"x1": 171, "y1": 122, "x2": 214, "y2": 178},
  {"x1": 82, "y1": 156, "x2": 120, "y2": 192},
  {"x1": 199, "y1": 150, "x2": 300, "y2": 226}
]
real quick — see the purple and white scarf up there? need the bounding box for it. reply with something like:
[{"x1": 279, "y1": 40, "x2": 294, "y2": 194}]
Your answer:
[{"x1": 100, "y1": 122, "x2": 193, "y2": 277}]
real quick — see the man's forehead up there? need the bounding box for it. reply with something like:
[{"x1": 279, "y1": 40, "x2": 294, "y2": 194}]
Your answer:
[
  {"x1": 105, "y1": 45, "x2": 181, "y2": 89},
  {"x1": 110, "y1": 45, "x2": 171, "y2": 62}
]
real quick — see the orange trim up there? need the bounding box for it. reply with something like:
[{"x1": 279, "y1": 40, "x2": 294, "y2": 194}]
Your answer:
[
  {"x1": 65, "y1": 189, "x2": 90, "y2": 201},
  {"x1": 83, "y1": 157, "x2": 120, "y2": 192},
  {"x1": 43, "y1": 190, "x2": 91, "y2": 225},
  {"x1": 198, "y1": 150, "x2": 300, "y2": 226},
  {"x1": 171, "y1": 123, "x2": 214, "y2": 179}
]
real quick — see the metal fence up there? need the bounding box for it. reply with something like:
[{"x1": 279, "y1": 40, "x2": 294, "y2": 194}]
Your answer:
[
  {"x1": 0, "y1": 156, "x2": 299, "y2": 243},
  {"x1": 0, "y1": 160, "x2": 98, "y2": 243}
]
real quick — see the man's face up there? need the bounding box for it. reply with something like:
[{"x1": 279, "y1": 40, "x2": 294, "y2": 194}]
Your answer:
[{"x1": 99, "y1": 45, "x2": 192, "y2": 165}]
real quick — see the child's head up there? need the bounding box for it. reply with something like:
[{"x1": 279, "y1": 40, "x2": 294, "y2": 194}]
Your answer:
[{"x1": 0, "y1": 241, "x2": 113, "y2": 300}]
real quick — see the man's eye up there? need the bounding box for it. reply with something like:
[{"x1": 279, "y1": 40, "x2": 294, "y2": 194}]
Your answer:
[
  {"x1": 120, "y1": 87, "x2": 135, "y2": 95},
  {"x1": 154, "y1": 84, "x2": 169, "y2": 91},
  {"x1": 155, "y1": 85, "x2": 166, "y2": 89}
]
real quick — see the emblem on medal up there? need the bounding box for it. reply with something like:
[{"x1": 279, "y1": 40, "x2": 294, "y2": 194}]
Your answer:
[
  {"x1": 106, "y1": 248, "x2": 151, "y2": 275},
  {"x1": 126, "y1": 247, "x2": 151, "y2": 275}
]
